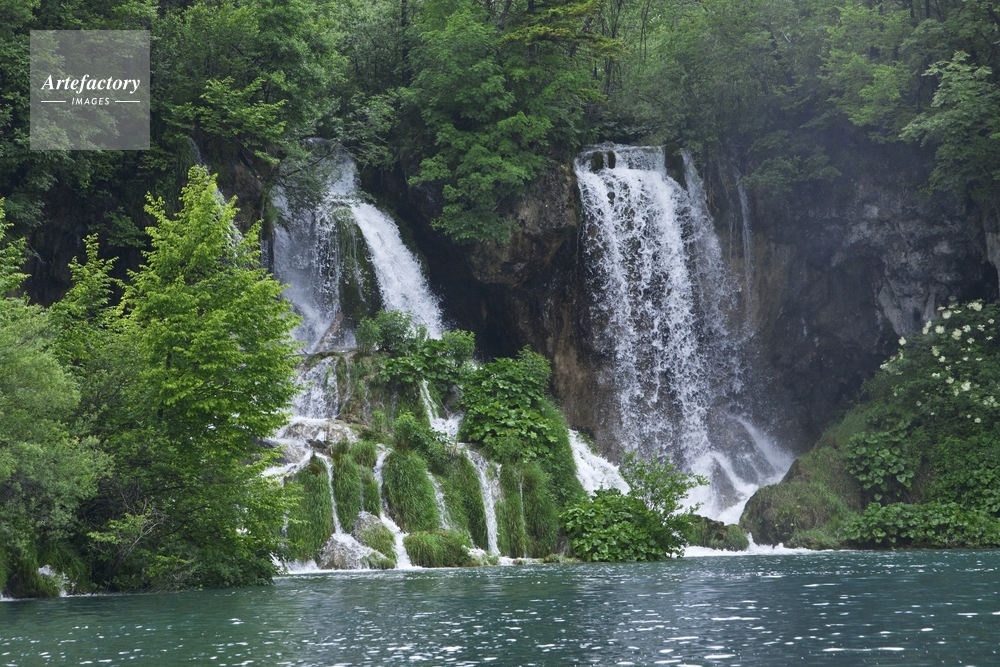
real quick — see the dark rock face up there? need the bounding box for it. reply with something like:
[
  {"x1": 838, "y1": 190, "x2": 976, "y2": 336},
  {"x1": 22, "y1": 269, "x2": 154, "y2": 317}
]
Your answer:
[
  {"x1": 379, "y1": 140, "x2": 998, "y2": 459},
  {"x1": 739, "y1": 142, "x2": 995, "y2": 446}
]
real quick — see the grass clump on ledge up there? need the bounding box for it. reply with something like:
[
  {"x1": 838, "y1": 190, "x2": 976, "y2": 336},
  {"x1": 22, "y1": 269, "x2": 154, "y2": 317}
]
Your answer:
[
  {"x1": 403, "y1": 529, "x2": 472, "y2": 568},
  {"x1": 382, "y1": 450, "x2": 440, "y2": 532},
  {"x1": 286, "y1": 457, "x2": 334, "y2": 561}
]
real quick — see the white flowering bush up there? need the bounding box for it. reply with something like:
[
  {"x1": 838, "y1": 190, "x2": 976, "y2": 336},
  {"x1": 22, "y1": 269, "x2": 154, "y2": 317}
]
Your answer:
[{"x1": 844, "y1": 300, "x2": 1000, "y2": 547}]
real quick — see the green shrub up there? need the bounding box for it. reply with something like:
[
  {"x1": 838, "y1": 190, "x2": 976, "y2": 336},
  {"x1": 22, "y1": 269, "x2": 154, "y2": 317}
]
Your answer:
[
  {"x1": 382, "y1": 450, "x2": 440, "y2": 532},
  {"x1": 562, "y1": 489, "x2": 674, "y2": 562},
  {"x1": 561, "y1": 455, "x2": 703, "y2": 562},
  {"x1": 843, "y1": 501, "x2": 1000, "y2": 548},
  {"x1": 459, "y1": 349, "x2": 560, "y2": 462},
  {"x1": 286, "y1": 458, "x2": 334, "y2": 561},
  {"x1": 497, "y1": 464, "x2": 528, "y2": 558},
  {"x1": 403, "y1": 529, "x2": 471, "y2": 568}
]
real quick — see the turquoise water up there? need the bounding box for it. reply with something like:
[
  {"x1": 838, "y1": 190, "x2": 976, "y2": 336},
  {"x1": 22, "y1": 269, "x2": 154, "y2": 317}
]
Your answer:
[{"x1": 3, "y1": 550, "x2": 1000, "y2": 666}]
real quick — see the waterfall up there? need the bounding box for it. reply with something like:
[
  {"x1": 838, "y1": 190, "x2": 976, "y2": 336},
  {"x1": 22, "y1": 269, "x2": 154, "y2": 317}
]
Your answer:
[
  {"x1": 575, "y1": 145, "x2": 791, "y2": 523},
  {"x1": 463, "y1": 448, "x2": 500, "y2": 556},
  {"x1": 268, "y1": 151, "x2": 447, "y2": 568},
  {"x1": 569, "y1": 431, "x2": 629, "y2": 496},
  {"x1": 315, "y1": 453, "x2": 344, "y2": 534}
]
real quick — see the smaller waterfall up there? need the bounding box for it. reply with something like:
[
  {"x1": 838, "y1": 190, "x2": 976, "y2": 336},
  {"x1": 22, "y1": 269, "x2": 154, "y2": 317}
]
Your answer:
[
  {"x1": 463, "y1": 448, "x2": 500, "y2": 555},
  {"x1": 428, "y1": 473, "x2": 451, "y2": 530},
  {"x1": 569, "y1": 431, "x2": 629, "y2": 496},
  {"x1": 736, "y1": 177, "x2": 754, "y2": 305},
  {"x1": 352, "y1": 202, "x2": 443, "y2": 338},
  {"x1": 374, "y1": 450, "x2": 414, "y2": 569},
  {"x1": 292, "y1": 356, "x2": 341, "y2": 420},
  {"x1": 315, "y1": 453, "x2": 344, "y2": 534}
]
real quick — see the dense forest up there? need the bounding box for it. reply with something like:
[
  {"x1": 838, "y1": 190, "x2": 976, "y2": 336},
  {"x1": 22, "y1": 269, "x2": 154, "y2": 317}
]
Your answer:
[{"x1": 2, "y1": 0, "x2": 1000, "y2": 595}]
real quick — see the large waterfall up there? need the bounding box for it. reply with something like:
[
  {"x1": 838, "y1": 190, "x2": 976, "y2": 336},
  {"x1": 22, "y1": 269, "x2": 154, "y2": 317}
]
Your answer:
[{"x1": 575, "y1": 145, "x2": 791, "y2": 523}]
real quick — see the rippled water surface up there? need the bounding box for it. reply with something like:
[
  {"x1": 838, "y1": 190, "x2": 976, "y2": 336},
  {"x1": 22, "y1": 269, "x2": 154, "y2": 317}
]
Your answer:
[{"x1": 3, "y1": 551, "x2": 1000, "y2": 666}]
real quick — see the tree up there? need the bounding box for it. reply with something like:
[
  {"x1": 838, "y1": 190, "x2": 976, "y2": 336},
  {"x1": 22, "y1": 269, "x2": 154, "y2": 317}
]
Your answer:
[
  {"x1": 561, "y1": 454, "x2": 704, "y2": 561},
  {"x1": 80, "y1": 167, "x2": 301, "y2": 591},
  {"x1": 0, "y1": 201, "x2": 105, "y2": 597}
]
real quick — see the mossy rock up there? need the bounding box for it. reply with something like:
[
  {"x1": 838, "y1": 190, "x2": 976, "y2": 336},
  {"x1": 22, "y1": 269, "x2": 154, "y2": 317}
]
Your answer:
[
  {"x1": 403, "y1": 529, "x2": 472, "y2": 568},
  {"x1": 353, "y1": 512, "x2": 397, "y2": 568},
  {"x1": 684, "y1": 515, "x2": 749, "y2": 551},
  {"x1": 740, "y1": 445, "x2": 860, "y2": 547}
]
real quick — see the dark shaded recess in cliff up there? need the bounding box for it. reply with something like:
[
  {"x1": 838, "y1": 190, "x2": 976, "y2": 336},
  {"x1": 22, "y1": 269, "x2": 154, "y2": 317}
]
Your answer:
[
  {"x1": 701, "y1": 127, "x2": 998, "y2": 447},
  {"x1": 22, "y1": 134, "x2": 266, "y2": 307},
  {"x1": 362, "y1": 164, "x2": 523, "y2": 361}
]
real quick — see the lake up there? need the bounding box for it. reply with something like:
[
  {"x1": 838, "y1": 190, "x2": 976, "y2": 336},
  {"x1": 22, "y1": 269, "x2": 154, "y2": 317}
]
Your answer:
[{"x1": 3, "y1": 550, "x2": 999, "y2": 666}]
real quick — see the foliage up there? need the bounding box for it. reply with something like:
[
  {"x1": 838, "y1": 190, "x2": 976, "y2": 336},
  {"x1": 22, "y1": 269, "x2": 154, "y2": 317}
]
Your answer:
[
  {"x1": 436, "y1": 456, "x2": 488, "y2": 550},
  {"x1": 521, "y1": 462, "x2": 560, "y2": 557},
  {"x1": 459, "y1": 348, "x2": 560, "y2": 462},
  {"x1": 381, "y1": 450, "x2": 440, "y2": 532},
  {"x1": 405, "y1": 0, "x2": 610, "y2": 243},
  {"x1": 843, "y1": 502, "x2": 1000, "y2": 549},
  {"x1": 843, "y1": 418, "x2": 918, "y2": 502},
  {"x1": 332, "y1": 445, "x2": 362, "y2": 533},
  {"x1": 561, "y1": 455, "x2": 703, "y2": 562},
  {"x1": 286, "y1": 458, "x2": 333, "y2": 561},
  {"x1": 403, "y1": 529, "x2": 472, "y2": 568},
  {"x1": 0, "y1": 206, "x2": 105, "y2": 597}
]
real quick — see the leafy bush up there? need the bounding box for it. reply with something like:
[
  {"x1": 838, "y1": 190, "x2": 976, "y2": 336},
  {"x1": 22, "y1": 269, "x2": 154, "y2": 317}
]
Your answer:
[
  {"x1": 459, "y1": 348, "x2": 560, "y2": 462},
  {"x1": 381, "y1": 450, "x2": 440, "y2": 532},
  {"x1": 843, "y1": 502, "x2": 1000, "y2": 549},
  {"x1": 437, "y1": 456, "x2": 488, "y2": 550},
  {"x1": 403, "y1": 529, "x2": 472, "y2": 568},
  {"x1": 331, "y1": 450, "x2": 362, "y2": 533},
  {"x1": 561, "y1": 455, "x2": 703, "y2": 562}
]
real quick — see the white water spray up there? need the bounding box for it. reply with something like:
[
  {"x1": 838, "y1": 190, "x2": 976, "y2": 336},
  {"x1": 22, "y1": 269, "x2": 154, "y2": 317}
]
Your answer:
[{"x1": 575, "y1": 145, "x2": 792, "y2": 522}]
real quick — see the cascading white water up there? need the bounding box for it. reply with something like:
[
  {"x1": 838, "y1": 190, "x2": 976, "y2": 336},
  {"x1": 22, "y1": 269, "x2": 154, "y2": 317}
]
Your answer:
[
  {"x1": 268, "y1": 152, "x2": 448, "y2": 569},
  {"x1": 463, "y1": 448, "x2": 500, "y2": 556},
  {"x1": 568, "y1": 431, "x2": 629, "y2": 496},
  {"x1": 575, "y1": 145, "x2": 791, "y2": 523},
  {"x1": 352, "y1": 202, "x2": 443, "y2": 338}
]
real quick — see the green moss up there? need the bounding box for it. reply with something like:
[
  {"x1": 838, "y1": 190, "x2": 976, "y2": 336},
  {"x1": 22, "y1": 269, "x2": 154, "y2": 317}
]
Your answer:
[
  {"x1": 740, "y1": 446, "x2": 860, "y2": 548},
  {"x1": 521, "y1": 462, "x2": 559, "y2": 557},
  {"x1": 332, "y1": 455, "x2": 362, "y2": 533},
  {"x1": 684, "y1": 516, "x2": 750, "y2": 551},
  {"x1": 356, "y1": 522, "x2": 397, "y2": 568},
  {"x1": 497, "y1": 464, "x2": 528, "y2": 558},
  {"x1": 286, "y1": 457, "x2": 334, "y2": 561},
  {"x1": 382, "y1": 450, "x2": 440, "y2": 532},
  {"x1": 403, "y1": 529, "x2": 471, "y2": 568}
]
